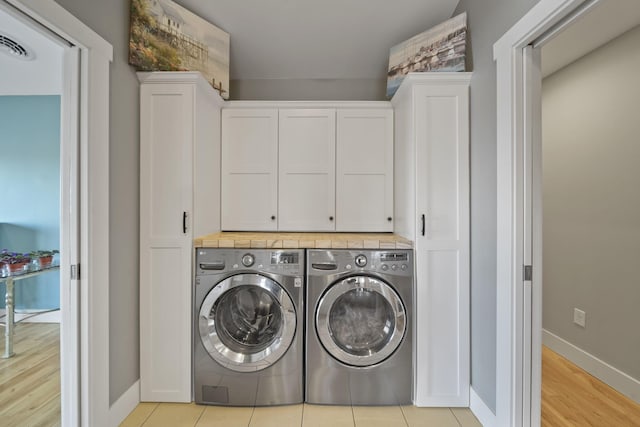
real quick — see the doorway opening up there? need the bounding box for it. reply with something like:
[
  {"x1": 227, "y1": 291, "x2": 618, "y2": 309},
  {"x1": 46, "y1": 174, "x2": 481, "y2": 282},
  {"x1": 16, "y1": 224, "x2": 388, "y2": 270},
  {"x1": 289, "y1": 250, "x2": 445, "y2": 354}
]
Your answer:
[
  {"x1": 539, "y1": 4, "x2": 640, "y2": 424},
  {"x1": 0, "y1": 1, "x2": 113, "y2": 426},
  {"x1": 495, "y1": 0, "x2": 640, "y2": 425},
  {"x1": 0, "y1": 4, "x2": 76, "y2": 426}
]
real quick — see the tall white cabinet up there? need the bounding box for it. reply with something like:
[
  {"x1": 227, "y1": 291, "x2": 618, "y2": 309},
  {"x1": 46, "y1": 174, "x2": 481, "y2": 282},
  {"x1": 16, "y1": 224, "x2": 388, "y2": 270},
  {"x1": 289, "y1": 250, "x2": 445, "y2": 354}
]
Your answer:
[
  {"x1": 138, "y1": 72, "x2": 223, "y2": 402},
  {"x1": 392, "y1": 73, "x2": 471, "y2": 407}
]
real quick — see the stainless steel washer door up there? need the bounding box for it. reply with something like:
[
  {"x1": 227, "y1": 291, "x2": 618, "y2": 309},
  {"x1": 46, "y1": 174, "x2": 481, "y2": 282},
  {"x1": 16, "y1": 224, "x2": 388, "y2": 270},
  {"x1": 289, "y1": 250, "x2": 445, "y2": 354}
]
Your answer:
[
  {"x1": 199, "y1": 273, "x2": 296, "y2": 372},
  {"x1": 316, "y1": 275, "x2": 406, "y2": 367}
]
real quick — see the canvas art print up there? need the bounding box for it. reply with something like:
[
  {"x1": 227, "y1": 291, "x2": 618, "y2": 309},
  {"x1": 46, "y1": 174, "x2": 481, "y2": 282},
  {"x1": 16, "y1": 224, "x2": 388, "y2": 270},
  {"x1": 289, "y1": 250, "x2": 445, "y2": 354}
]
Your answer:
[
  {"x1": 129, "y1": 0, "x2": 230, "y2": 99},
  {"x1": 386, "y1": 12, "x2": 467, "y2": 98}
]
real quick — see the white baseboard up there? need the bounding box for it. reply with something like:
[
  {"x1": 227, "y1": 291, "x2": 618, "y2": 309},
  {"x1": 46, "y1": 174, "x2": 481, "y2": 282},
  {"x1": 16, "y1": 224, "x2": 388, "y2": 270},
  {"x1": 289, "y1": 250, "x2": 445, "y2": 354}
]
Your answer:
[
  {"x1": 543, "y1": 329, "x2": 640, "y2": 404},
  {"x1": 109, "y1": 380, "x2": 140, "y2": 427},
  {"x1": 0, "y1": 308, "x2": 61, "y2": 323},
  {"x1": 470, "y1": 387, "x2": 496, "y2": 427}
]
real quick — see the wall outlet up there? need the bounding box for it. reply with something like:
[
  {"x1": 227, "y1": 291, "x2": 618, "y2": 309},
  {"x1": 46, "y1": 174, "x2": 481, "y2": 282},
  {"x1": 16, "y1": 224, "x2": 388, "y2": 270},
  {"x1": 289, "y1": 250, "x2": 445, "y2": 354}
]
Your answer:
[{"x1": 573, "y1": 308, "x2": 586, "y2": 328}]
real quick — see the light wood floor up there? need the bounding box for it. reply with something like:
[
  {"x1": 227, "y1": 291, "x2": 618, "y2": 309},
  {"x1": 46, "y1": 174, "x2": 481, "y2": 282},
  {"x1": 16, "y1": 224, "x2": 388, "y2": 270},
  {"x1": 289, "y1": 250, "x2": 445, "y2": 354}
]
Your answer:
[
  {"x1": 0, "y1": 322, "x2": 60, "y2": 427},
  {"x1": 542, "y1": 346, "x2": 640, "y2": 426}
]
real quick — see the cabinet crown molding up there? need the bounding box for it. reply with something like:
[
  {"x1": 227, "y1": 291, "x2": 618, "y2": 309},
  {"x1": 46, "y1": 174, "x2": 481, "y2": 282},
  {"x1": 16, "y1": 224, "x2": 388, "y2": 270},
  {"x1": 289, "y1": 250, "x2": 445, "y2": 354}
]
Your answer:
[
  {"x1": 137, "y1": 72, "x2": 225, "y2": 105},
  {"x1": 391, "y1": 72, "x2": 473, "y2": 104},
  {"x1": 224, "y1": 100, "x2": 392, "y2": 109}
]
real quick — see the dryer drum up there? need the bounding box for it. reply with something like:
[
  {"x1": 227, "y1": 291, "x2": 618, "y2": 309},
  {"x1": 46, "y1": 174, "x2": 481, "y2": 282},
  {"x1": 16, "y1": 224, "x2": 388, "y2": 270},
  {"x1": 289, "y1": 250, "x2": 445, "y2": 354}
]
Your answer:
[
  {"x1": 315, "y1": 276, "x2": 406, "y2": 367},
  {"x1": 328, "y1": 288, "x2": 394, "y2": 355}
]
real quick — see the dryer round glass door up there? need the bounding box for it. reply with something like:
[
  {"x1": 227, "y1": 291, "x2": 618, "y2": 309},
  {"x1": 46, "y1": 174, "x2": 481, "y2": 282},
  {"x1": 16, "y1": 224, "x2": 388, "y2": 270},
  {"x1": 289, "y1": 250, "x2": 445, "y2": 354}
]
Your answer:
[
  {"x1": 315, "y1": 276, "x2": 406, "y2": 367},
  {"x1": 199, "y1": 273, "x2": 296, "y2": 372}
]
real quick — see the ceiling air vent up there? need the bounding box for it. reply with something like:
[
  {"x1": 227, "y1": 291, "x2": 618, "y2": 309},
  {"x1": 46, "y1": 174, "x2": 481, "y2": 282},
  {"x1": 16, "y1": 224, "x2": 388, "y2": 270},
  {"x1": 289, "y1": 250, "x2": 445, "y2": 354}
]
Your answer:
[{"x1": 0, "y1": 33, "x2": 35, "y2": 60}]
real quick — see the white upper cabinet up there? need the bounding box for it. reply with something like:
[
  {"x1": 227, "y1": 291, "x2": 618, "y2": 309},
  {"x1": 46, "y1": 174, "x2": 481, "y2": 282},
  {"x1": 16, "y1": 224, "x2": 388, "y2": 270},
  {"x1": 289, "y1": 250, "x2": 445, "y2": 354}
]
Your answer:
[
  {"x1": 221, "y1": 102, "x2": 393, "y2": 232},
  {"x1": 221, "y1": 108, "x2": 278, "y2": 231},
  {"x1": 336, "y1": 109, "x2": 394, "y2": 232},
  {"x1": 279, "y1": 109, "x2": 336, "y2": 231}
]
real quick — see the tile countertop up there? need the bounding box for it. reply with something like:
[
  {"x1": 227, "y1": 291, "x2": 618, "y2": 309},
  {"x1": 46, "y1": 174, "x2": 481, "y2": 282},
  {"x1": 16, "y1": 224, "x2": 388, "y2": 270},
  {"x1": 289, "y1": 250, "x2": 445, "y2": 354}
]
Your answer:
[{"x1": 194, "y1": 232, "x2": 413, "y2": 249}]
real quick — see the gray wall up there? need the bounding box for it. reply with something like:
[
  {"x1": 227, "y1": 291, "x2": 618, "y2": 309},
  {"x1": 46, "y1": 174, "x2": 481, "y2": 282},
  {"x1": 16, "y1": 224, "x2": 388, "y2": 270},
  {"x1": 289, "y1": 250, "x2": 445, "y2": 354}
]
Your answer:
[
  {"x1": 542, "y1": 25, "x2": 640, "y2": 381},
  {"x1": 232, "y1": 78, "x2": 387, "y2": 101},
  {"x1": 55, "y1": 0, "x2": 140, "y2": 404},
  {"x1": 453, "y1": 0, "x2": 540, "y2": 413}
]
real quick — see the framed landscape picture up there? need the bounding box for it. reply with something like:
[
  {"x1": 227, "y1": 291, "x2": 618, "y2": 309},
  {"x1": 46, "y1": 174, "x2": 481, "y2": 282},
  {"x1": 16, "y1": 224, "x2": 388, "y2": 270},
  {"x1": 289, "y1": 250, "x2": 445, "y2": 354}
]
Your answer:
[
  {"x1": 387, "y1": 12, "x2": 467, "y2": 98},
  {"x1": 129, "y1": 0, "x2": 230, "y2": 99}
]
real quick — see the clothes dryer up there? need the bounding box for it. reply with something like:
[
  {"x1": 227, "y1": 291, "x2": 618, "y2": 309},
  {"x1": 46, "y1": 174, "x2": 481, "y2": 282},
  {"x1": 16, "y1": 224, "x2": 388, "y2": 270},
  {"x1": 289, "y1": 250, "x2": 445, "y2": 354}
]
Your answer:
[
  {"x1": 306, "y1": 249, "x2": 413, "y2": 405},
  {"x1": 194, "y1": 249, "x2": 304, "y2": 406}
]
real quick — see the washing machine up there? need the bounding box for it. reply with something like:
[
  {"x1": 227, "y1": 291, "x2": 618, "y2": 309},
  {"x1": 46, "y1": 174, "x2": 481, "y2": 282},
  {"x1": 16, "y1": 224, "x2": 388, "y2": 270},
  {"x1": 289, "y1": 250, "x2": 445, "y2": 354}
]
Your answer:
[
  {"x1": 194, "y1": 248, "x2": 304, "y2": 406},
  {"x1": 306, "y1": 249, "x2": 413, "y2": 405}
]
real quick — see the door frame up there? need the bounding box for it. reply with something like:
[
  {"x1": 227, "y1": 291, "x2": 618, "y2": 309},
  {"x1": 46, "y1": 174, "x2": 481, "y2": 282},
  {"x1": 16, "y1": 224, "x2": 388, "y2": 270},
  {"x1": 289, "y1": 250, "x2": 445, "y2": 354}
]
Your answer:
[
  {"x1": 2, "y1": 0, "x2": 113, "y2": 426},
  {"x1": 493, "y1": 0, "x2": 603, "y2": 426}
]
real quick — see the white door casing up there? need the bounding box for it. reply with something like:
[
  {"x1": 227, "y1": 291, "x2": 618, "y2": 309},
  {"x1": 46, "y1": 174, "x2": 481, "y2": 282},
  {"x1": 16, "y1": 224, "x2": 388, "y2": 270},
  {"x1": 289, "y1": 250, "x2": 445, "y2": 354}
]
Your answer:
[
  {"x1": 494, "y1": 1, "x2": 597, "y2": 425},
  {"x1": 60, "y1": 45, "x2": 81, "y2": 427}
]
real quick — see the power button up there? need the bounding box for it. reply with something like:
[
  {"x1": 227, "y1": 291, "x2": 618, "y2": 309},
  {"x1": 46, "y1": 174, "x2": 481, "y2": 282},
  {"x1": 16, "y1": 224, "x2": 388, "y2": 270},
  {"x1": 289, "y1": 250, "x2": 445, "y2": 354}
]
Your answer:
[
  {"x1": 241, "y1": 253, "x2": 255, "y2": 267},
  {"x1": 355, "y1": 254, "x2": 367, "y2": 267}
]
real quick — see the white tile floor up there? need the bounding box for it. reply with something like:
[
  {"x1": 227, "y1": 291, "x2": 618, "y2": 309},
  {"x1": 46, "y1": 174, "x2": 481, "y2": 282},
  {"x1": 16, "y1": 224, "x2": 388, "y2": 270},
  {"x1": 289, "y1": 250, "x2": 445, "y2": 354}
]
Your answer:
[{"x1": 120, "y1": 402, "x2": 482, "y2": 427}]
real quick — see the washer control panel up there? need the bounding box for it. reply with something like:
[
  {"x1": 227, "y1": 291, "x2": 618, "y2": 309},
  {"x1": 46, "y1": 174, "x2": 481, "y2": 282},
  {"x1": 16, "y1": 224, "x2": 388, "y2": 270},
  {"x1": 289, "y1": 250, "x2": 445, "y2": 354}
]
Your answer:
[{"x1": 196, "y1": 249, "x2": 304, "y2": 275}]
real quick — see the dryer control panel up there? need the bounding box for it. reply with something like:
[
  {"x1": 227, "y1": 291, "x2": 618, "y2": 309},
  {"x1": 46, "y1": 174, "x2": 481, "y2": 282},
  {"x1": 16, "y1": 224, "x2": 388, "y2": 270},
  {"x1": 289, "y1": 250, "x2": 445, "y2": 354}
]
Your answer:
[{"x1": 307, "y1": 249, "x2": 413, "y2": 277}]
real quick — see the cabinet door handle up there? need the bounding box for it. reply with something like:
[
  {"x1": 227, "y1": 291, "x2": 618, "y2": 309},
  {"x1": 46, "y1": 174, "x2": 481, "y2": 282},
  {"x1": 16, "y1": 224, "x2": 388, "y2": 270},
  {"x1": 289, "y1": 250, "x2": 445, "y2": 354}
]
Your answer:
[
  {"x1": 183, "y1": 212, "x2": 187, "y2": 234},
  {"x1": 421, "y1": 214, "x2": 425, "y2": 237}
]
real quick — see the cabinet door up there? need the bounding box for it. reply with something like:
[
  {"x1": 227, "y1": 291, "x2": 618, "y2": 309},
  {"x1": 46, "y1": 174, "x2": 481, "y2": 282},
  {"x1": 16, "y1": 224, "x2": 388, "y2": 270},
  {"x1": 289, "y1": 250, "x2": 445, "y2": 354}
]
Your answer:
[
  {"x1": 221, "y1": 109, "x2": 278, "y2": 230},
  {"x1": 279, "y1": 109, "x2": 336, "y2": 231},
  {"x1": 336, "y1": 109, "x2": 393, "y2": 232},
  {"x1": 139, "y1": 83, "x2": 193, "y2": 402},
  {"x1": 414, "y1": 84, "x2": 470, "y2": 406}
]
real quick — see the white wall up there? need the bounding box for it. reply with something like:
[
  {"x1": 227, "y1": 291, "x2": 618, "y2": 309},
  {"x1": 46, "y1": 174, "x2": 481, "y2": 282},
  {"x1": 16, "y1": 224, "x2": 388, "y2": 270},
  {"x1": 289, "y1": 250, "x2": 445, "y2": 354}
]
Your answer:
[
  {"x1": 542, "y1": 24, "x2": 640, "y2": 382},
  {"x1": 0, "y1": 8, "x2": 62, "y2": 95}
]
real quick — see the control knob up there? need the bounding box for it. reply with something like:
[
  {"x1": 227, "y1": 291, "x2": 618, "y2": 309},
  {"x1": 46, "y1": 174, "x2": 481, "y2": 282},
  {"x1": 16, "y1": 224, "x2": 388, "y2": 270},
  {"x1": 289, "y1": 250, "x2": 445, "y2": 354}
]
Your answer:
[
  {"x1": 355, "y1": 254, "x2": 367, "y2": 268},
  {"x1": 241, "y1": 253, "x2": 255, "y2": 267}
]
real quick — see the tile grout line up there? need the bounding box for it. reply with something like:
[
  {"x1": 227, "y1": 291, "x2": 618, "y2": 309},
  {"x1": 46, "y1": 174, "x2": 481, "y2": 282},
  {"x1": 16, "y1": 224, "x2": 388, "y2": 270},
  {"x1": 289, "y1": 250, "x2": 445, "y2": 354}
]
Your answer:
[
  {"x1": 350, "y1": 404, "x2": 356, "y2": 427},
  {"x1": 138, "y1": 402, "x2": 160, "y2": 427},
  {"x1": 449, "y1": 408, "x2": 463, "y2": 427},
  {"x1": 246, "y1": 405, "x2": 256, "y2": 427},
  {"x1": 193, "y1": 404, "x2": 206, "y2": 427},
  {"x1": 398, "y1": 405, "x2": 410, "y2": 427}
]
